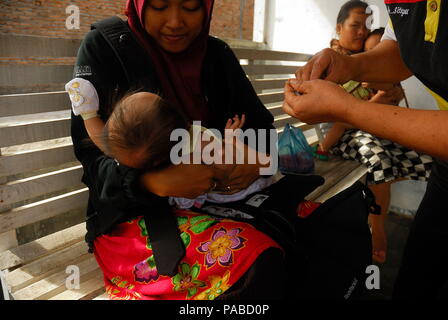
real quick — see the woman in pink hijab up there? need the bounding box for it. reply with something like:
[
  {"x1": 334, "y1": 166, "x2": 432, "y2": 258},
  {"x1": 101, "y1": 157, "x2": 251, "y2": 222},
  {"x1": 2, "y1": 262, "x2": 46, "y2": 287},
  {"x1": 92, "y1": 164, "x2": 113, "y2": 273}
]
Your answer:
[{"x1": 70, "y1": 0, "x2": 287, "y2": 300}]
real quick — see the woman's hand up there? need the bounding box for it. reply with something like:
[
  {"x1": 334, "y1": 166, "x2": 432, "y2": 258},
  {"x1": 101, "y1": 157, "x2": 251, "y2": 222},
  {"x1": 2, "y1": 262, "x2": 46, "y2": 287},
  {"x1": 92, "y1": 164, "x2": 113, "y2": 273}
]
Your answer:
[
  {"x1": 283, "y1": 79, "x2": 359, "y2": 124},
  {"x1": 210, "y1": 113, "x2": 260, "y2": 194},
  {"x1": 212, "y1": 131, "x2": 264, "y2": 194},
  {"x1": 296, "y1": 48, "x2": 358, "y2": 83},
  {"x1": 141, "y1": 164, "x2": 216, "y2": 199},
  {"x1": 212, "y1": 162, "x2": 260, "y2": 195}
]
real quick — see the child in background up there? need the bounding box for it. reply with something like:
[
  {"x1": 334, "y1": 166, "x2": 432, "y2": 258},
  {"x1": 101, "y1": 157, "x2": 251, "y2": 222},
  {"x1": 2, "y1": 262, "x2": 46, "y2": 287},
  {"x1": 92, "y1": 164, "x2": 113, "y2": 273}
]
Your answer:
[{"x1": 65, "y1": 78, "x2": 275, "y2": 210}]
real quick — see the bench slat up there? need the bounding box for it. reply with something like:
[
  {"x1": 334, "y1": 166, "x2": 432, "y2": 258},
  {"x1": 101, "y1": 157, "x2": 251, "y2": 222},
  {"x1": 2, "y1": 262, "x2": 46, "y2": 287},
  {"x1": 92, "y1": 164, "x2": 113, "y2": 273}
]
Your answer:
[
  {"x1": 11, "y1": 255, "x2": 98, "y2": 300},
  {"x1": 274, "y1": 115, "x2": 296, "y2": 129},
  {"x1": 0, "y1": 188, "x2": 88, "y2": 234},
  {"x1": 307, "y1": 158, "x2": 364, "y2": 201},
  {"x1": 0, "y1": 110, "x2": 71, "y2": 147},
  {"x1": 305, "y1": 135, "x2": 319, "y2": 147},
  {"x1": 0, "y1": 65, "x2": 73, "y2": 87},
  {"x1": 274, "y1": 115, "x2": 315, "y2": 132},
  {"x1": 0, "y1": 84, "x2": 66, "y2": 95},
  {"x1": 0, "y1": 140, "x2": 76, "y2": 178},
  {"x1": 0, "y1": 35, "x2": 81, "y2": 57},
  {"x1": 267, "y1": 105, "x2": 285, "y2": 117},
  {"x1": 297, "y1": 123, "x2": 315, "y2": 133},
  {"x1": 242, "y1": 64, "x2": 299, "y2": 76},
  {"x1": 0, "y1": 165, "x2": 83, "y2": 207},
  {"x1": 251, "y1": 79, "x2": 287, "y2": 92},
  {"x1": 79, "y1": 286, "x2": 106, "y2": 301},
  {"x1": 0, "y1": 91, "x2": 70, "y2": 117},
  {"x1": 234, "y1": 48, "x2": 312, "y2": 62},
  {"x1": 0, "y1": 222, "x2": 86, "y2": 271},
  {"x1": 92, "y1": 291, "x2": 110, "y2": 300},
  {"x1": 37, "y1": 262, "x2": 102, "y2": 301},
  {"x1": 314, "y1": 165, "x2": 368, "y2": 203},
  {"x1": 6, "y1": 240, "x2": 88, "y2": 293},
  {"x1": 49, "y1": 269, "x2": 104, "y2": 300},
  {"x1": 0, "y1": 110, "x2": 70, "y2": 127},
  {"x1": 258, "y1": 92, "x2": 284, "y2": 105}
]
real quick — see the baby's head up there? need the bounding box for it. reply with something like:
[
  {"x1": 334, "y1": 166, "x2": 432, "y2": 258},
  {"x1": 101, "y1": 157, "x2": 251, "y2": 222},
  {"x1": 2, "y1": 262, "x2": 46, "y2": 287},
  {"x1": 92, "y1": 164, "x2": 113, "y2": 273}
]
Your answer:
[
  {"x1": 104, "y1": 91, "x2": 189, "y2": 170},
  {"x1": 364, "y1": 27, "x2": 385, "y2": 51},
  {"x1": 330, "y1": 38, "x2": 340, "y2": 51}
]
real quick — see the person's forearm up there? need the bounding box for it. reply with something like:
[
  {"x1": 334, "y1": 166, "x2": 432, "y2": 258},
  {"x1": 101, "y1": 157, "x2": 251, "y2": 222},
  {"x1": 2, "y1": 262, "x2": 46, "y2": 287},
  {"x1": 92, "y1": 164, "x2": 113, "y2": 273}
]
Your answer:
[
  {"x1": 344, "y1": 100, "x2": 448, "y2": 160},
  {"x1": 351, "y1": 40, "x2": 413, "y2": 83}
]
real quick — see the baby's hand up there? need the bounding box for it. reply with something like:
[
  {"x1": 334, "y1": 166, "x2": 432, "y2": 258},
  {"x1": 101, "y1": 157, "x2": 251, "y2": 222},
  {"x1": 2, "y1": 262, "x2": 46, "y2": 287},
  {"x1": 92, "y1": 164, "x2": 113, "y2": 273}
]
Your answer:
[
  {"x1": 225, "y1": 114, "x2": 246, "y2": 130},
  {"x1": 65, "y1": 78, "x2": 99, "y2": 116}
]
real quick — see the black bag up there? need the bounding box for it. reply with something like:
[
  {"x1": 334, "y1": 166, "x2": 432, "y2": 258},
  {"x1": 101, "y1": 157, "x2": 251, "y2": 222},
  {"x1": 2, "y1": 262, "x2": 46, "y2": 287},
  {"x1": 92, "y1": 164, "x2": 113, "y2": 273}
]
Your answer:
[
  {"x1": 200, "y1": 174, "x2": 325, "y2": 253},
  {"x1": 294, "y1": 181, "x2": 379, "y2": 300},
  {"x1": 200, "y1": 175, "x2": 379, "y2": 300}
]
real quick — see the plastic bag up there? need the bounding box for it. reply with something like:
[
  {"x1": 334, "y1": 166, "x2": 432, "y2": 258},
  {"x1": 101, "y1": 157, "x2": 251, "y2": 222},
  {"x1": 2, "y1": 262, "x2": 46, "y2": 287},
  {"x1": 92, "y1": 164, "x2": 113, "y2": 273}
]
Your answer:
[{"x1": 278, "y1": 123, "x2": 315, "y2": 174}]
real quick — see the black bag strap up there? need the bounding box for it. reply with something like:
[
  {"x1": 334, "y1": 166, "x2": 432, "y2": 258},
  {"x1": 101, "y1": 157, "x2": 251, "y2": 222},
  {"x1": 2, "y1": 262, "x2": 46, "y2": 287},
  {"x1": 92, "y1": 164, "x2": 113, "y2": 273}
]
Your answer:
[
  {"x1": 90, "y1": 16, "x2": 184, "y2": 277},
  {"x1": 91, "y1": 16, "x2": 159, "y2": 92},
  {"x1": 361, "y1": 184, "x2": 381, "y2": 215},
  {"x1": 142, "y1": 199, "x2": 186, "y2": 277}
]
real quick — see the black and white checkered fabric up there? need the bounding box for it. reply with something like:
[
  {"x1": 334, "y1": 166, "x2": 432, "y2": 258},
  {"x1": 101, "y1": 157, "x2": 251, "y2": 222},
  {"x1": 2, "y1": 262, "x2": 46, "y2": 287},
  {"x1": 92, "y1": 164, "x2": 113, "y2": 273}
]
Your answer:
[{"x1": 331, "y1": 129, "x2": 433, "y2": 185}]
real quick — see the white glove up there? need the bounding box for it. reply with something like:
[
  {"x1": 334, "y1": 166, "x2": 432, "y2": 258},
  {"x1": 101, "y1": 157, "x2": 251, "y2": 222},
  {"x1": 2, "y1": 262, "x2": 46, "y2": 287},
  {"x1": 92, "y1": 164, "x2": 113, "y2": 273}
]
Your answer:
[{"x1": 65, "y1": 78, "x2": 99, "y2": 116}]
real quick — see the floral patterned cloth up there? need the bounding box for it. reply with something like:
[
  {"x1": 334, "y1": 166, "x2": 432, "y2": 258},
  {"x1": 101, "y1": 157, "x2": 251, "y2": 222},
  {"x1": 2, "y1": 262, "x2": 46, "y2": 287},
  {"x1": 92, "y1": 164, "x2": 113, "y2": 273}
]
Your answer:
[{"x1": 93, "y1": 209, "x2": 281, "y2": 300}]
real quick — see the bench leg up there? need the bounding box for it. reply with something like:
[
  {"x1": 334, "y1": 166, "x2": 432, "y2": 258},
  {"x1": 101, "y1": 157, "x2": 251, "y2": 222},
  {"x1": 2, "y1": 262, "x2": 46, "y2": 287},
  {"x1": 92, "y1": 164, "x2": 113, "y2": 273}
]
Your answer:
[{"x1": 0, "y1": 270, "x2": 11, "y2": 300}]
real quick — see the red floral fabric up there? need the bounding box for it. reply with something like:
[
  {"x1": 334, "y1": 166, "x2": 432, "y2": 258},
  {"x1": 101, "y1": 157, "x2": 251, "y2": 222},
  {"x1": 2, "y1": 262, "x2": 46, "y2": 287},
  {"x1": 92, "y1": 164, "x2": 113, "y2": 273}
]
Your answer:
[{"x1": 93, "y1": 209, "x2": 280, "y2": 300}]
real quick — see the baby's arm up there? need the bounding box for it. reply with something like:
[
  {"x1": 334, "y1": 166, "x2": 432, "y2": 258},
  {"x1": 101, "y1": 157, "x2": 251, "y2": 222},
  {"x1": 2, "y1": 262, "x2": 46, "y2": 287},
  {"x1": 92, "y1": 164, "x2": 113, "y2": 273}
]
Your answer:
[
  {"x1": 83, "y1": 117, "x2": 106, "y2": 152},
  {"x1": 65, "y1": 78, "x2": 107, "y2": 153}
]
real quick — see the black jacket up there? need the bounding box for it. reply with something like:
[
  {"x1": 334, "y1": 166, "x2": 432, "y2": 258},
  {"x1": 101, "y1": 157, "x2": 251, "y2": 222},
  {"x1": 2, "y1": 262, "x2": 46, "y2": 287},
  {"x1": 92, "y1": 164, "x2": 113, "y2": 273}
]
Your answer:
[{"x1": 70, "y1": 21, "x2": 275, "y2": 251}]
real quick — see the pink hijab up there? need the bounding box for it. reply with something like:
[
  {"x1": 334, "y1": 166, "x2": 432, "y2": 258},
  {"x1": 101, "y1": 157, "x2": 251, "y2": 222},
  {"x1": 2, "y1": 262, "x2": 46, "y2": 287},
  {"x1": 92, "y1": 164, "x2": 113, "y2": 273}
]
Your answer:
[{"x1": 125, "y1": 0, "x2": 214, "y2": 124}]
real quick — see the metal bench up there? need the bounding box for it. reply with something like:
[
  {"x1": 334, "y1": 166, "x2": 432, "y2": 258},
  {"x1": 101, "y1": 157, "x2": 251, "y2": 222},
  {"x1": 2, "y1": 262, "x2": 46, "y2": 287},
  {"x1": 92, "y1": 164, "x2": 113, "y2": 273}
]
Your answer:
[{"x1": 0, "y1": 34, "x2": 367, "y2": 300}]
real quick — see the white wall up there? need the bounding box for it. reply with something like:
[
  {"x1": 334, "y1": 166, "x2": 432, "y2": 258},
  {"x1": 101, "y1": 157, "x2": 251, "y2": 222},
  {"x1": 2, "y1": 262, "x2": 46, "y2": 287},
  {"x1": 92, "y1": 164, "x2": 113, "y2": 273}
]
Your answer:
[{"x1": 255, "y1": 0, "x2": 439, "y2": 215}]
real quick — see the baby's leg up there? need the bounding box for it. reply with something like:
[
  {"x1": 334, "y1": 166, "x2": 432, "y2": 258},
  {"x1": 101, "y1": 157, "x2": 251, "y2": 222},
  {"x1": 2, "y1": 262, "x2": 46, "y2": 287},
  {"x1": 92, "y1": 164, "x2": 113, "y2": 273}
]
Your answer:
[{"x1": 368, "y1": 182, "x2": 391, "y2": 264}]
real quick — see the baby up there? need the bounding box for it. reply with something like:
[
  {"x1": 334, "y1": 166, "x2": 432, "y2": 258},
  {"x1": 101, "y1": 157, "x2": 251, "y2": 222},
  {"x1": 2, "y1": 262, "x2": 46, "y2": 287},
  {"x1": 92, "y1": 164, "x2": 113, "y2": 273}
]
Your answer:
[{"x1": 66, "y1": 78, "x2": 275, "y2": 210}]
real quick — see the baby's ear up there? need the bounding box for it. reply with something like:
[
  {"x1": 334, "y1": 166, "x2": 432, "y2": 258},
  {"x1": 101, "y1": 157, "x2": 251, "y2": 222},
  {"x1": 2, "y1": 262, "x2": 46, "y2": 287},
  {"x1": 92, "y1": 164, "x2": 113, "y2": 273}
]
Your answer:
[{"x1": 335, "y1": 24, "x2": 342, "y2": 35}]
